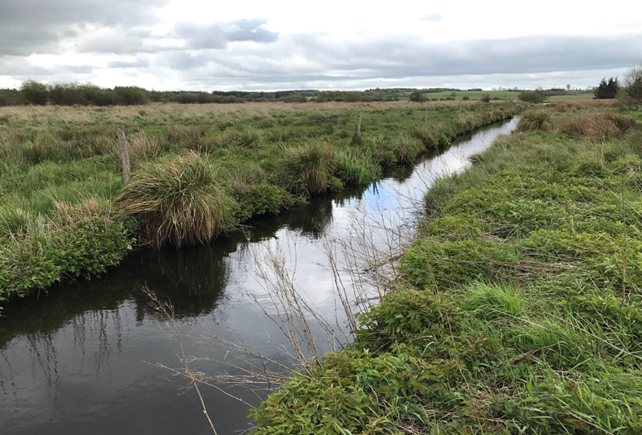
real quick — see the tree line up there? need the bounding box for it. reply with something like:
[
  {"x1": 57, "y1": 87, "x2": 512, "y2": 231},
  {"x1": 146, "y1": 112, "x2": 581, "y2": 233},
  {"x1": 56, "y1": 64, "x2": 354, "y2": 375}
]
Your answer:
[{"x1": 0, "y1": 81, "x2": 410, "y2": 106}]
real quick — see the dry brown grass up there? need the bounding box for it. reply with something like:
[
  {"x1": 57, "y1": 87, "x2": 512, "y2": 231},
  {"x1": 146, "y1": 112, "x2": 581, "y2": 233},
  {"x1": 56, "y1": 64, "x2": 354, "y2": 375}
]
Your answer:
[
  {"x1": 560, "y1": 112, "x2": 637, "y2": 140},
  {"x1": 551, "y1": 99, "x2": 619, "y2": 113},
  {"x1": 0, "y1": 100, "x2": 483, "y2": 123},
  {"x1": 129, "y1": 133, "x2": 164, "y2": 163}
]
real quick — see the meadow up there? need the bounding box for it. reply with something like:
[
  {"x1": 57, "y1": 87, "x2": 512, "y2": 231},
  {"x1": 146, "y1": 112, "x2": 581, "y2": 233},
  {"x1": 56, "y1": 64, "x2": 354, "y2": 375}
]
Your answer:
[
  {"x1": 398, "y1": 90, "x2": 594, "y2": 101},
  {"x1": 251, "y1": 104, "x2": 642, "y2": 434},
  {"x1": 0, "y1": 100, "x2": 519, "y2": 305}
]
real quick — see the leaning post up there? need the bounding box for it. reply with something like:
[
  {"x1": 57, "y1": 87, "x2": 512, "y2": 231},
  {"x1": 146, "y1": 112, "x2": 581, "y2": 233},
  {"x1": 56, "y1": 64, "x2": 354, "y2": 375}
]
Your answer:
[{"x1": 116, "y1": 126, "x2": 131, "y2": 184}]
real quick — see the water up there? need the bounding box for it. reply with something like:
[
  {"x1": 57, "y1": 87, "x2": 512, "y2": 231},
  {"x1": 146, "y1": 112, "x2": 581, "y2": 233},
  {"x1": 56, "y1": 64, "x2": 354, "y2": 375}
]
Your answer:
[{"x1": 0, "y1": 118, "x2": 518, "y2": 434}]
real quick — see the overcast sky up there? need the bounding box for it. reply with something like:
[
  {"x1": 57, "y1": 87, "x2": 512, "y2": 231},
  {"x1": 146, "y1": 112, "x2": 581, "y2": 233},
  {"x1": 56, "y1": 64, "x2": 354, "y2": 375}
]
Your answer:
[{"x1": 1, "y1": 0, "x2": 641, "y2": 91}]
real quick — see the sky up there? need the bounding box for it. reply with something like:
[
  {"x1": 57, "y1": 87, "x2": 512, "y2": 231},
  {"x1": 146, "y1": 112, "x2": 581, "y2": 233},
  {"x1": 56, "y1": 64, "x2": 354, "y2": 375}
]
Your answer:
[{"x1": 0, "y1": 0, "x2": 641, "y2": 92}]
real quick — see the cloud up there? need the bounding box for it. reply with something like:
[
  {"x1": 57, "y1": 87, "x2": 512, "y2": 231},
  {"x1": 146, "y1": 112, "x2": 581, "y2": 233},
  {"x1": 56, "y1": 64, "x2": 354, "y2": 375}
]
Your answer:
[
  {"x1": 108, "y1": 57, "x2": 150, "y2": 68},
  {"x1": 174, "y1": 19, "x2": 278, "y2": 49},
  {"x1": 0, "y1": 0, "x2": 170, "y2": 56},
  {"x1": 0, "y1": 0, "x2": 640, "y2": 91}
]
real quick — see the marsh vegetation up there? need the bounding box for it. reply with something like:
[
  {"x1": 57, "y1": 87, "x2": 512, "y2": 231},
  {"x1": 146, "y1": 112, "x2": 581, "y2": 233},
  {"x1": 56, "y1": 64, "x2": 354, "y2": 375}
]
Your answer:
[{"x1": 0, "y1": 101, "x2": 518, "y2": 306}]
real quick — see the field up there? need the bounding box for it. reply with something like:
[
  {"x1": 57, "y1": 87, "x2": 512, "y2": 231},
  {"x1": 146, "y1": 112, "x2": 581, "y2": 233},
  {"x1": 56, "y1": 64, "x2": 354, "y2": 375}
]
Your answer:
[
  {"x1": 0, "y1": 101, "x2": 519, "y2": 305},
  {"x1": 395, "y1": 90, "x2": 594, "y2": 101},
  {"x1": 251, "y1": 105, "x2": 642, "y2": 434},
  {"x1": 548, "y1": 92, "x2": 596, "y2": 100}
]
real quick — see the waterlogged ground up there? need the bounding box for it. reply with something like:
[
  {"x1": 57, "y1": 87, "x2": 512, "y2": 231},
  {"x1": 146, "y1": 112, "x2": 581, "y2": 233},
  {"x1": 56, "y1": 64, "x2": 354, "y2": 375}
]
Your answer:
[{"x1": 0, "y1": 118, "x2": 518, "y2": 434}]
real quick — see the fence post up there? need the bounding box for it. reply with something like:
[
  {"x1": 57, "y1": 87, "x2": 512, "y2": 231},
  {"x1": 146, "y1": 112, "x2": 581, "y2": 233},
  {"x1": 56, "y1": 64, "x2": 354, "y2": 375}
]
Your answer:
[
  {"x1": 425, "y1": 108, "x2": 428, "y2": 124},
  {"x1": 356, "y1": 112, "x2": 362, "y2": 137},
  {"x1": 116, "y1": 126, "x2": 131, "y2": 184}
]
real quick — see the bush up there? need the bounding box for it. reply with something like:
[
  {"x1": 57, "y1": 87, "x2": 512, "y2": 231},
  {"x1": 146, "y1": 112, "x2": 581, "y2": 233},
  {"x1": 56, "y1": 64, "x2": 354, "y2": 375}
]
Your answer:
[
  {"x1": 113, "y1": 86, "x2": 149, "y2": 105},
  {"x1": 480, "y1": 92, "x2": 491, "y2": 103},
  {"x1": 282, "y1": 140, "x2": 335, "y2": 195},
  {"x1": 617, "y1": 62, "x2": 642, "y2": 107},
  {"x1": 237, "y1": 184, "x2": 288, "y2": 221},
  {"x1": 20, "y1": 80, "x2": 49, "y2": 105},
  {"x1": 409, "y1": 90, "x2": 426, "y2": 102},
  {"x1": 115, "y1": 154, "x2": 235, "y2": 247},
  {"x1": 518, "y1": 90, "x2": 547, "y2": 104},
  {"x1": 0, "y1": 217, "x2": 131, "y2": 299},
  {"x1": 462, "y1": 96, "x2": 470, "y2": 101}
]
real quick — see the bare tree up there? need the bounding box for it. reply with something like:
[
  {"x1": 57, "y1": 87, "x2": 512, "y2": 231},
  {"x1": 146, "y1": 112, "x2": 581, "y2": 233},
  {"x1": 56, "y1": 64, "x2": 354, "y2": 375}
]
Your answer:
[{"x1": 618, "y1": 61, "x2": 642, "y2": 107}]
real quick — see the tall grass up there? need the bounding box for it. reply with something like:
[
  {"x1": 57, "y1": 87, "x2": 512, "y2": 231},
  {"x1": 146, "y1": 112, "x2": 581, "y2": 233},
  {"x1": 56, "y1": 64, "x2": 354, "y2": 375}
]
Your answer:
[
  {"x1": 115, "y1": 153, "x2": 234, "y2": 247},
  {"x1": 560, "y1": 112, "x2": 637, "y2": 140},
  {"x1": 0, "y1": 101, "x2": 523, "y2": 302},
  {"x1": 282, "y1": 140, "x2": 336, "y2": 195},
  {"x1": 516, "y1": 111, "x2": 555, "y2": 132}
]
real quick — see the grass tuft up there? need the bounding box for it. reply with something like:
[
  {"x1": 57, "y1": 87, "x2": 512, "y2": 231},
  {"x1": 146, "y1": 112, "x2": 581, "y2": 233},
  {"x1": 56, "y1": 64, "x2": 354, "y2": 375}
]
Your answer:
[
  {"x1": 115, "y1": 153, "x2": 234, "y2": 247},
  {"x1": 516, "y1": 111, "x2": 555, "y2": 132},
  {"x1": 282, "y1": 140, "x2": 335, "y2": 195}
]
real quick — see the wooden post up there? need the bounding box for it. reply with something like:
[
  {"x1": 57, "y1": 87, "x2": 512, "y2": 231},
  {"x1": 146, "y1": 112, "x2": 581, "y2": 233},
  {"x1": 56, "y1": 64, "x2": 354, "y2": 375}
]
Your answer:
[
  {"x1": 116, "y1": 126, "x2": 131, "y2": 184},
  {"x1": 356, "y1": 112, "x2": 362, "y2": 137},
  {"x1": 425, "y1": 108, "x2": 428, "y2": 124}
]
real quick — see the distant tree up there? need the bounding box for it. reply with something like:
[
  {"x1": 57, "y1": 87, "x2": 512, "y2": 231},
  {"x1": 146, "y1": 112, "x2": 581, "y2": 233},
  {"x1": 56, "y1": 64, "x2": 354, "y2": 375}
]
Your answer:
[
  {"x1": 480, "y1": 92, "x2": 491, "y2": 103},
  {"x1": 280, "y1": 93, "x2": 307, "y2": 103},
  {"x1": 449, "y1": 91, "x2": 457, "y2": 98},
  {"x1": 566, "y1": 84, "x2": 571, "y2": 91},
  {"x1": 617, "y1": 63, "x2": 642, "y2": 107},
  {"x1": 594, "y1": 77, "x2": 619, "y2": 99},
  {"x1": 113, "y1": 86, "x2": 149, "y2": 105},
  {"x1": 409, "y1": 90, "x2": 426, "y2": 102},
  {"x1": 0, "y1": 89, "x2": 20, "y2": 106},
  {"x1": 20, "y1": 80, "x2": 49, "y2": 105},
  {"x1": 518, "y1": 90, "x2": 546, "y2": 104}
]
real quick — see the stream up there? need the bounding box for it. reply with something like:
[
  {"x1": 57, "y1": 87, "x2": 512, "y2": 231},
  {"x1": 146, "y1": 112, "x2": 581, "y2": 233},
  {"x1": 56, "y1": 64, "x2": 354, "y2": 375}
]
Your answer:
[{"x1": 0, "y1": 117, "x2": 519, "y2": 434}]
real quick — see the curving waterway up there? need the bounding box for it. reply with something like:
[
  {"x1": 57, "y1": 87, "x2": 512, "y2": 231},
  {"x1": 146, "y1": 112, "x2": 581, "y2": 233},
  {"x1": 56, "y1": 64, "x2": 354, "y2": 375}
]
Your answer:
[{"x1": 0, "y1": 117, "x2": 519, "y2": 434}]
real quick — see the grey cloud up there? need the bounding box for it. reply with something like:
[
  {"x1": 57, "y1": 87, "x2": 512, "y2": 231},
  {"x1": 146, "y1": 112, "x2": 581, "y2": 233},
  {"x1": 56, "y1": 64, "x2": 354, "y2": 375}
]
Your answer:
[
  {"x1": 137, "y1": 32, "x2": 642, "y2": 90},
  {"x1": 226, "y1": 19, "x2": 279, "y2": 43},
  {"x1": 174, "y1": 19, "x2": 278, "y2": 49},
  {"x1": 0, "y1": 0, "x2": 170, "y2": 56},
  {"x1": 157, "y1": 51, "x2": 211, "y2": 70},
  {"x1": 108, "y1": 57, "x2": 150, "y2": 68},
  {"x1": 287, "y1": 33, "x2": 642, "y2": 79}
]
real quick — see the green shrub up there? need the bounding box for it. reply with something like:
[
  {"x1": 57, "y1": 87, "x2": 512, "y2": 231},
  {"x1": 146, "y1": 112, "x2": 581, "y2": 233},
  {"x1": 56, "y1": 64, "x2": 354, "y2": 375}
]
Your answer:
[
  {"x1": 237, "y1": 184, "x2": 289, "y2": 221},
  {"x1": 115, "y1": 153, "x2": 235, "y2": 247},
  {"x1": 518, "y1": 90, "x2": 547, "y2": 104},
  {"x1": 0, "y1": 217, "x2": 131, "y2": 299},
  {"x1": 357, "y1": 290, "x2": 460, "y2": 345}
]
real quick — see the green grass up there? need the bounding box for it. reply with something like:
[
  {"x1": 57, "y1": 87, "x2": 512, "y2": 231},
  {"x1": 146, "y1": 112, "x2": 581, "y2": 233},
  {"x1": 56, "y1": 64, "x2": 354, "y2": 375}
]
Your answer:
[
  {"x1": 0, "y1": 102, "x2": 520, "y2": 305},
  {"x1": 251, "y1": 106, "x2": 642, "y2": 434}
]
